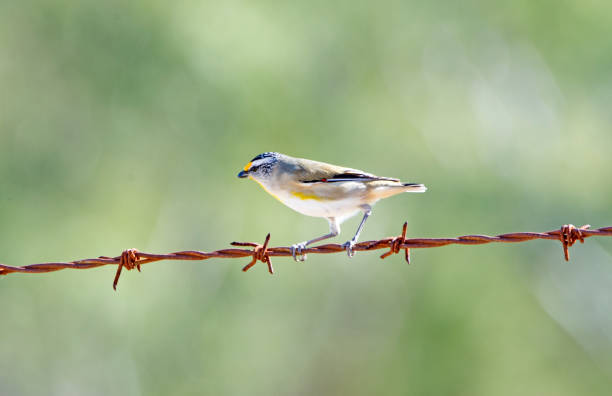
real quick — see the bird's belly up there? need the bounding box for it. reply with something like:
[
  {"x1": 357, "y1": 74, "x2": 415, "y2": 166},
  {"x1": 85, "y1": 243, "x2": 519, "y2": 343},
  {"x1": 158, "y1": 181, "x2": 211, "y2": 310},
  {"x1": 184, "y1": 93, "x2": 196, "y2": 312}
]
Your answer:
[{"x1": 278, "y1": 194, "x2": 362, "y2": 218}]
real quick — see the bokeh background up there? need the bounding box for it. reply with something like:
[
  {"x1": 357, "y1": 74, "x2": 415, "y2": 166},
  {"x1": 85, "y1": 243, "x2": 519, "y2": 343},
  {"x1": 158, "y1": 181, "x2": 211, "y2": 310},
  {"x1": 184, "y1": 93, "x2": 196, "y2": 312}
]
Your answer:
[{"x1": 1, "y1": 1, "x2": 611, "y2": 395}]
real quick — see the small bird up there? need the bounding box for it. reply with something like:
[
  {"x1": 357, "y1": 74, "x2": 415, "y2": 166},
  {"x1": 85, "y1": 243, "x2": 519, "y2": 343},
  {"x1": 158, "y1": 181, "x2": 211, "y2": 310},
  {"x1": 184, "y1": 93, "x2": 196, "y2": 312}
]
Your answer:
[{"x1": 237, "y1": 152, "x2": 426, "y2": 261}]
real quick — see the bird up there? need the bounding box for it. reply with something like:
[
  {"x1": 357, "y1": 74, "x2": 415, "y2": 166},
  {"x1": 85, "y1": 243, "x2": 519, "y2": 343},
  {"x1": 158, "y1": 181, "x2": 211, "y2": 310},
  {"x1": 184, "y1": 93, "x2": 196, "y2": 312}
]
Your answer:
[{"x1": 237, "y1": 152, "x2": 426, "y2": 261}]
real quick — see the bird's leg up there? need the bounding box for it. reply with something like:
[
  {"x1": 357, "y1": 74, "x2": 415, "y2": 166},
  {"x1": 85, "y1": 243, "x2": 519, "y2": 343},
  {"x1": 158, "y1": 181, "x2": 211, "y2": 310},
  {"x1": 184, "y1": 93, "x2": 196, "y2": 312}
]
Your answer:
[
  {"x1": 291, "y1": 218, "x2": 340, "y2": 262},
  {"x1": 343, "y1": 205, "x2": 372, "y2": 258}
]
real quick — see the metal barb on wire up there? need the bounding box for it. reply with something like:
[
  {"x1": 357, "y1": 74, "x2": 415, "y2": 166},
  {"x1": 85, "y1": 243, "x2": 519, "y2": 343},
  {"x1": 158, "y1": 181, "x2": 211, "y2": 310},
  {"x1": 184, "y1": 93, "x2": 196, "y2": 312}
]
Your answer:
[
  {"x1": 559, "y1": 224, "x2": 590, "y2": 261},
  {"x1": 231, "y1": 233, "x2": 273, "y2": 274},
  {"x1": 112, "y1": 248, "x2": 140, "y2": 291},
  {"x1": 380, "y1": 222, "x2": 411, "y2": 264},
  {"x1": 0, "y1": 223, "x2": 611, "y2": 290}
]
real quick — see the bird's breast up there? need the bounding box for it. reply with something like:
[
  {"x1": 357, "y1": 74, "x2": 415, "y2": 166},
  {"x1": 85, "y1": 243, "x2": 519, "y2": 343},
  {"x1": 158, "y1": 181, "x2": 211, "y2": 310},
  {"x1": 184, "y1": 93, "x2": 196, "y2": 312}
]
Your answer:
[{"x1": 257, "y1": 181, "x2": 367, "y2": 218}]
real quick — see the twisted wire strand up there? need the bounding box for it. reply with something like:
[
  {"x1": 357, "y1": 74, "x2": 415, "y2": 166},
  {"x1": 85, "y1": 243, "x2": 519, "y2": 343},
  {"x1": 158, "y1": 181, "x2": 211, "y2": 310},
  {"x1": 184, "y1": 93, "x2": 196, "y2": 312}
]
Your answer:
[{"x1": 1, "y1": 223, "x2": 610, "y2": 290}]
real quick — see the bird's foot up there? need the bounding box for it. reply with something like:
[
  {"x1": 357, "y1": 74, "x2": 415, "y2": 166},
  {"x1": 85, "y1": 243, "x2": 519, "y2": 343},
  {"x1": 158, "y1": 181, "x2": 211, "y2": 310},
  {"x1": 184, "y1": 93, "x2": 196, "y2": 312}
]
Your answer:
[
  {"x1": 291, "y1": 242, "x2": 308, "y2": 262},
  {"x1": 342, "y1": 240, "x2": 357, "y2": 258}
]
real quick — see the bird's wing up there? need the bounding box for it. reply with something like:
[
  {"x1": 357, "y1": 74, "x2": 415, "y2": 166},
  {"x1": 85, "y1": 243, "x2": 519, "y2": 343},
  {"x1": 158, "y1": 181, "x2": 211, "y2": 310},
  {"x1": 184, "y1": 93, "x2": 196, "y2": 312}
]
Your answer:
[
  {"x1": 301, "y1": 171, "x2": 400, "y2": 183},
  {"x1": 294, "y1": 158, "x2": 399, "y2": 184}
]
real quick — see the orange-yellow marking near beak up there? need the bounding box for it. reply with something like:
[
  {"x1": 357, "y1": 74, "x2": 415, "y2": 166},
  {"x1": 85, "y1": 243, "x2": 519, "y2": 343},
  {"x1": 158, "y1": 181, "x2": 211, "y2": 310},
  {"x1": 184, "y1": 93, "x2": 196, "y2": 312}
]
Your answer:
[{"x1": 243, "y1": 162, "x2": 252, "y2": 172}]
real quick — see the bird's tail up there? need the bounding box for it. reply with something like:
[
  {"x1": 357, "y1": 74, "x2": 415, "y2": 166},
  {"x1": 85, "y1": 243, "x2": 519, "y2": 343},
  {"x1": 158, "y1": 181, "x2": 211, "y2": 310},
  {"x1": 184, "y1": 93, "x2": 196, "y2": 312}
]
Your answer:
[
  {"x1": 401, "y1": 183, "x2": 427, "y2": 193},
  {"x1": 371, "y1": 182, "x2": 427, "y2": 199}
]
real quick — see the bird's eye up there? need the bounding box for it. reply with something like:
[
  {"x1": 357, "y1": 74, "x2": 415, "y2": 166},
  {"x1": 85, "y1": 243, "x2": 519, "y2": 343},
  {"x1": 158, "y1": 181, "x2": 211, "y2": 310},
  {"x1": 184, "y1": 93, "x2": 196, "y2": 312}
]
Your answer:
[{"x1": 250, "y1": 166, "x2": 259, "y2": 172}]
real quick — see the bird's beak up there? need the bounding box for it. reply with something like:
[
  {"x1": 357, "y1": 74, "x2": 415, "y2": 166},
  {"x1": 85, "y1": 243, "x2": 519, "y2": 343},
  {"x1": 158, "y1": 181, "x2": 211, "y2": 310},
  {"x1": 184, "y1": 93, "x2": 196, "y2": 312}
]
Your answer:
[{"x1": 237, "y1": 170, "x2": 249, "y2": 178}]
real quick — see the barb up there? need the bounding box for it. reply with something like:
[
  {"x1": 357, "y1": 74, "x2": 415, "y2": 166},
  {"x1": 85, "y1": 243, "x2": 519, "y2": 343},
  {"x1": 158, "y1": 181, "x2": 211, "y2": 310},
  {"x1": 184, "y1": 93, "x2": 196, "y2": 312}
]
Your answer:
[
  {"x1": 113, "y1": 248, "x2": 140, "y2": 291},
  {"x1": 559, "y1": 224, "x2": 589, "y2": 261},
  {"x1": 1, "y1": 223, "x2": 611, "y2": 290},
  {"x1": 380, "y1": 222, "x2": 411, "y2": 264},
  {"x1": 231, "y1": 233, "x2": 273, "y2": 274}
]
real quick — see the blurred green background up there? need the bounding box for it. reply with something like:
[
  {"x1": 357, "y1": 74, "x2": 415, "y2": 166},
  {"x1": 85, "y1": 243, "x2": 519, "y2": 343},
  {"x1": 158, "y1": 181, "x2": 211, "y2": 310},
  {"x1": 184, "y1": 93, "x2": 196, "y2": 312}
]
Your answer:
[{"x1": 1, "y1": 1, "x2": 611, "y2": 395}]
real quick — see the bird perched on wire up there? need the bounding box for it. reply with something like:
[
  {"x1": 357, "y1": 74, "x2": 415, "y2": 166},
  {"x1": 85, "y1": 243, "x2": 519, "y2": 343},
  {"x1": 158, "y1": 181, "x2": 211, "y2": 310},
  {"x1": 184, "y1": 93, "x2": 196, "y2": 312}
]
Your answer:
[{"x1": 237, "y1": 152, "x2": 426, "y2": 261}]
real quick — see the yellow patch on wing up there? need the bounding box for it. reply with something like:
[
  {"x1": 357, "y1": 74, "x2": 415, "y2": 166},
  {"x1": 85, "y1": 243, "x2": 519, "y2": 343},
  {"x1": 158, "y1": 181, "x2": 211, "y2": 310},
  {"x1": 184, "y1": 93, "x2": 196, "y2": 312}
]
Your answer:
[
  {"x1": 291, "y1": 191, "x2": 323, "y2": 201},
  {"x1": 243, "y1": 162, "x2": 253, "y2": 172}
]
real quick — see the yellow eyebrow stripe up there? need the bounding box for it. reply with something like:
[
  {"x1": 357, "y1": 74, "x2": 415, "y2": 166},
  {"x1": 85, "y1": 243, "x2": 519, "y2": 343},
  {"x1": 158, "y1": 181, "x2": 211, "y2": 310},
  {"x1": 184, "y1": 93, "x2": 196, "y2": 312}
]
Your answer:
[
  {"x1": 243, "y1": 162, "x2": 252, "y2": 172},
  {"x1": 291, "y1": 191, "x2": 323, "y2": 201}
]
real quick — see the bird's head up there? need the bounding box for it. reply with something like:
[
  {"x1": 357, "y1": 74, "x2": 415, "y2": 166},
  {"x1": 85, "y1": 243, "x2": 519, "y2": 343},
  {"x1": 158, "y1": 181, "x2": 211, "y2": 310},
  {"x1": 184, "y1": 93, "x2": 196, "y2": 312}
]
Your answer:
[{"x1": 237, "y1": 152, "x2": 281, "y2": 182}]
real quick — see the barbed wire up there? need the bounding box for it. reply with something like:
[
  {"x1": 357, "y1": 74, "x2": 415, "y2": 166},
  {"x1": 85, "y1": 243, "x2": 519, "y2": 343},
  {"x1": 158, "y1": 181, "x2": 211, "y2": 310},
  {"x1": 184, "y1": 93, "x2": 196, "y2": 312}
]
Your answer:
[{"x1": 0, "y1": 223, "x2": 610, "y2": 290}]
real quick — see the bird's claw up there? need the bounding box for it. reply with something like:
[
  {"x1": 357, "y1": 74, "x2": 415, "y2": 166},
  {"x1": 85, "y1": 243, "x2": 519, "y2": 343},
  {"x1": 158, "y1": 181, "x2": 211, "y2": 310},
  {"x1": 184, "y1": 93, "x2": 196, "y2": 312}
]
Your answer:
[
  {"x1": 291, "y1": 242, "x2": 307, "y2": 262},
  {"x1": 343, "y1": 240, "x2": 356, "y2": 258}
]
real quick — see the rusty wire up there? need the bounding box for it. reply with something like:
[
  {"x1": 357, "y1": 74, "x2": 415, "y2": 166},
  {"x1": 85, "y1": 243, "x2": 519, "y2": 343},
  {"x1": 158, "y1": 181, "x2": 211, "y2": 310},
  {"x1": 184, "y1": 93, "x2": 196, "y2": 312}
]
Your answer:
[{"x1": 0, "y1": 223, "x2": 611, "y2": 290}]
